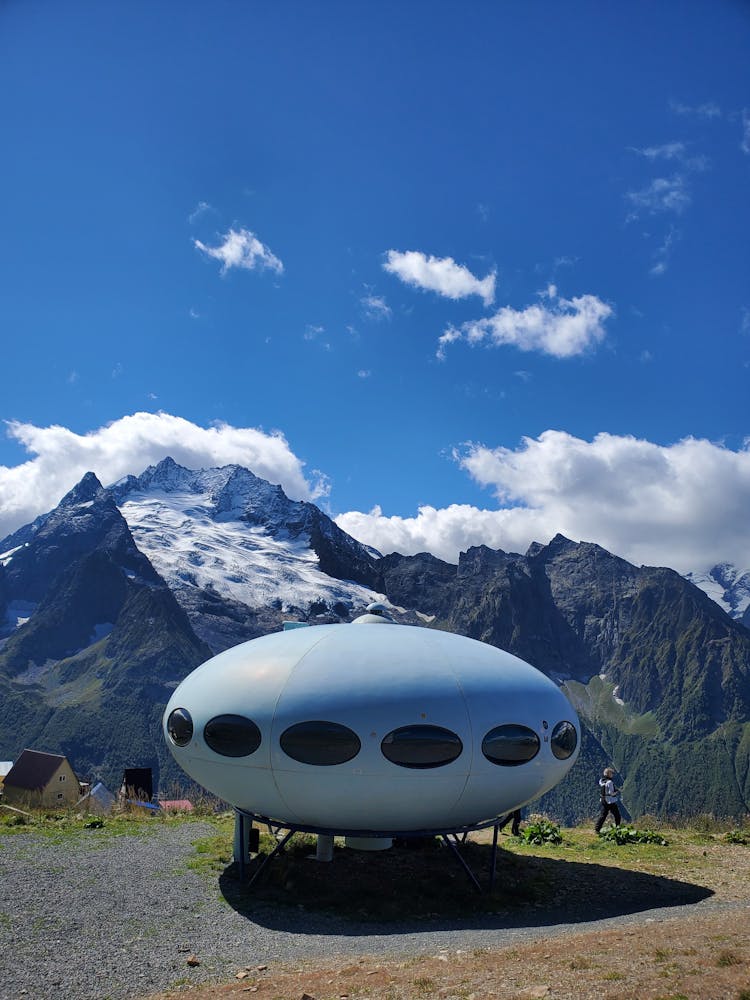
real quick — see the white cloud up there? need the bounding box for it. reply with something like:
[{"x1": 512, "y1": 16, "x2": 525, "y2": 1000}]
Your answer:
[
  {"x1": 188, "y1": 201, "x2": 213, "y2": 224},
  {"x1": 194, "y1": 228, "x2": 283, "y2": 275},
  {"x1": 625, "y1": 175, "x2": 691, "y2": 218},
  {"x1": 650, "y1": 226, "x2": 679, "y2": 276},
  {"x1": 631, "y1": 141, "x2": 688, "y2": 161},
  {"x1": 357, "y1": 370, "x2": 371, "y2": 379},
  {"x1": 437, "y1": 285, "x2": 612, "y2": 360},
  {"x1": 384, "y1": 250, "x2": 495, "y2": 306},
  {"x1": 0, "y1": 412, "x2": 326, "y2": 540},
  {"x1": 630, "y1": 143, "x2": 708, "y2": 172},
  {"x1": 336, "y1": 503, "x2": 541, "y2": 565},
  {"x1": 742, "y1": 109, "x2": 750, "y2": 155},
  {"x1": 669, "y1": 100, "x2": 722, "y2": 119},
  {"x1": 336, "y1": 431, "x2": 750, "y2": 575},
  {"x1": 360, "y1": 293, "x2": 392, "y2": 320}
]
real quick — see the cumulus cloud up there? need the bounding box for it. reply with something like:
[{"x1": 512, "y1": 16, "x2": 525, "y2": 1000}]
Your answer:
[
  {"x1": 336, "y1": 431, "x2": 750, "y2": 575},
  {"x1": 0, "y1": 413, "x2": 326, "y2": 540},
  {"x1": 437, "y1": 285, "x2": 612, "y2": 360},
  {"x1": 383, "y1": 250, "x2": 496, "y2": 306},
  {"x1": 194, "y1": 228, "x2": 283, "y2": 275},
  {"x1": 336, "y1": 503, "x2": 545, "y2": 566}
]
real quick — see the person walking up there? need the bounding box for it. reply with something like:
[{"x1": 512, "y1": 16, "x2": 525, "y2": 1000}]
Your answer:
[
  {"x1": 498, "y1": 808, "x2": 522, "y2": 836},
  {"x1": 595, "y1": 767, "x2": 622, "y2": 833}
]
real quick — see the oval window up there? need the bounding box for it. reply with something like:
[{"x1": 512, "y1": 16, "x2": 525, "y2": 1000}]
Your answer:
[
  {"x1": 204, "y1": 714, "x2": 261, "y2": 758},
  {"x1": 381, "y1": 725, "x2": 463, "y2": 769},
  {"x1": 280, "y1": 721, "x2": 361, "y2": 766},
  {"x1": 551, "y1": 720, "x2": 577, "y2": 760},
  {"x1": 167, "y1": 708, "x2": 193, "y2": 747},
  {"x1": 482, "y1": 724, "x2": 540, "y2": 766}
]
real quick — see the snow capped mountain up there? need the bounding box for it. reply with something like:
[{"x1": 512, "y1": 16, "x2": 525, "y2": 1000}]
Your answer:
[
  {"x1": 111, "y1": 457, "x2": 385, "y2": 650},
  {"x1": 2, "y1": 457, "x2": 750, "y2": 820},
  {"x1": 685, "y1": 563, "x2": 750, "y2": 620}
]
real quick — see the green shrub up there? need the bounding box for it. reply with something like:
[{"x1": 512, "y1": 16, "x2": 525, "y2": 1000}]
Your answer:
[
  {"x1": 520, "y1": 819, "x2": 562, "y2": 845},
  {"x1": 2, "y1": 812, "x2": 29, "y2": 827},
  {"x1": 725, "y1": 829, "x2": 748, "y2": 845},
  {"x1": 598, "y1": 825, "x2": 668, "y2": 845}
]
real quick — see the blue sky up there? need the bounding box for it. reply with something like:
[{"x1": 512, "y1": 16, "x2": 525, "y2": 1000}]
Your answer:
[{"x1": 1, "y1": 1, "x2": 749, "y2": 574}]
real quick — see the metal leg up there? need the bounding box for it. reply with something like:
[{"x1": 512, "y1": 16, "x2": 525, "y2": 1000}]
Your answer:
[
  {"x1": 489, "y1": 823, "x2": 499, "y2": 891},
  {"x1": 238, "y1": 812, "x2": 246, "y2": 882},
  {"x1": 441, "y1": 834, "x2": 482, "y2": 893},
  {"x1": 246, "y1": 828, "x2": 295, "y2": 888}
]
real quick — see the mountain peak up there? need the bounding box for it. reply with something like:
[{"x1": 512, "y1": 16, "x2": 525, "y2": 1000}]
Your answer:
[
  {"x1": 548, "y1": 532, "x2": 575, "y2": 549},
  {"x1": 146, "y1": 456, "x2": 195, "y2": 489},
  {"x1": 59, "y1": 472, "x2": 105, "y2": 507}
]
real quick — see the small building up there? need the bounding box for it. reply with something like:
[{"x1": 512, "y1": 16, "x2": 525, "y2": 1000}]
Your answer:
[
  {"x1": 2, "y1": 749, "x2": 81, "y2": 808},
  {"x1": 119, "y1": 767, "x2": 153, "y2": 802},
  {"x1": 77, "y1": 781, "x2": 116, "y2": 815}
]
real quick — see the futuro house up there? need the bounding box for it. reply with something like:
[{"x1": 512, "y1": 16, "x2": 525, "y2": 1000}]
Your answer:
[{"x1": 163, "y1": 608, "x2": 579, "y2": 834}]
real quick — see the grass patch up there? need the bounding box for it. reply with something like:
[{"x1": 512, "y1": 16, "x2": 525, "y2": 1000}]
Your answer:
[
  {"x1": 413, "y1": 977, "x2": 436, "y2": 993},
  {"x1": 716, "y1": 949, "x2": 743, "y2": 967},
  {"x1": 0, "y1": 803, "x2": 227, "y2": 842},
  {"x1": 186, "y1": 826, "x2": 235, "y2": 877},
  {"x1": 569, "y1": 957, "x2": 592, "y2": 970}
]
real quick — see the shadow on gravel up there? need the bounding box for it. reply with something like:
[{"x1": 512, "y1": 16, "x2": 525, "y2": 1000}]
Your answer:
[{"x1": 217, "y1": 839, "x2": 713, "y2": 935}]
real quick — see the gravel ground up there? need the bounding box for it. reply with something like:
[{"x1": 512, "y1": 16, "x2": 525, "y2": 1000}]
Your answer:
[{"x1": 0, "y1": 822, "x2": 741, "y2": 1000}]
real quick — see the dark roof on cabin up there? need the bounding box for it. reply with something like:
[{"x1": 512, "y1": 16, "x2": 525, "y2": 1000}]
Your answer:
[{"x1": 4, "y1": 749, "x2": 73, "y2": 791}]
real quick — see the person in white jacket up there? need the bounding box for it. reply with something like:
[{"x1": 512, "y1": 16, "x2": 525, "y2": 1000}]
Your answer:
[{"x1": 595, "y1": 766, "x2": 622, "y2": 833}]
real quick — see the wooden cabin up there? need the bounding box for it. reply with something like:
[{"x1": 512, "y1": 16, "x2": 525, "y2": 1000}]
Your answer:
[{"x1": 2, "y1": 749, "x2": 80, "y2": 808}]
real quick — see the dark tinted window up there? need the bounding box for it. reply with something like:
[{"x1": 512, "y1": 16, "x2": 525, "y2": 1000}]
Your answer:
[
  {"x1": 280, "y1": 721, "x2": 361, "y2": 766},
  {"x1": 381, "y1": 725, "x2": 463, "y2": 769},
  {"x1": 204, "y1": 714, "x2": 261, "y2": 757},
  {"x1": 482, "y1": 724, "x2": 540, "y2": 766},
  {"x1": 167, "y1": 708, "x2": 193, "y2": 747},
  {"x1": 551, "y1": 720, "x2": 577, "y2": 760}
]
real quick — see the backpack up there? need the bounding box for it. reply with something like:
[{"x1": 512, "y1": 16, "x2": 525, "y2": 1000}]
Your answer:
[{"x1": 600, "y1": 777, "x2": 620, "y2": 803}]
